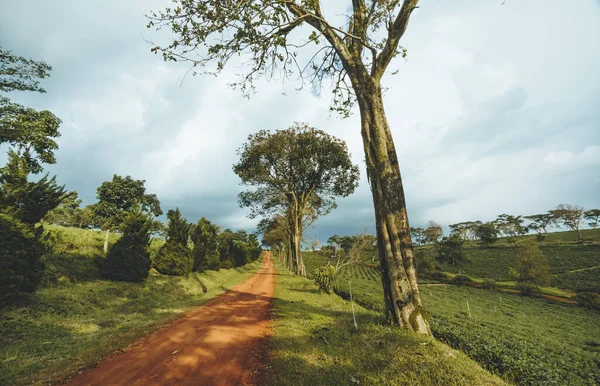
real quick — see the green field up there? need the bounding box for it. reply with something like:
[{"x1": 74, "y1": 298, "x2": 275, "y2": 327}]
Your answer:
[
  {"x1": 263, "y1": 259, "x2": 507, "y2": 386},
  {"x1": 301, "y1": 250, "x2": 600, "y2": 386},
  {"x1": 0, "y1": 225, "x2": 261, "y2": 386},
  {"x1": 419, "y1": 229, "x2": 600, "y2": 291}
]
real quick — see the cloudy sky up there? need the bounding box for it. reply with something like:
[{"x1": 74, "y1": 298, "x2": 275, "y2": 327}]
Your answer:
[{"x1": 1, "y1": 1, "x2": 599, "y2": 242}]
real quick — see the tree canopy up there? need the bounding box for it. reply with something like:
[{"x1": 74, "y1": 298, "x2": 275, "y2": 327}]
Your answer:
[{"x1": 234, "y1": 123, "x2": 359, "y2": 274}]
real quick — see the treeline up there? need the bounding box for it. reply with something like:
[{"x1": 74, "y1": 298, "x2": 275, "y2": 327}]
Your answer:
[
  {"x1": 411, "y1": 204, "x2": 599, "y2": 247},
  {"x1": 0, "y1": 48, "x2": 260, "y2": 305}
]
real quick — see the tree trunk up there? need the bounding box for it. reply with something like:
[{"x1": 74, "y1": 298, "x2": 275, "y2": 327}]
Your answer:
[
  {"x1": 103, "y1": 229, "x2": 110, "y2": 255},
  {"x1": 354, "y1": 76, "x2": 432, "y2": 336},
  {"x1": 576, "y1": 228, "x2": 582, "y2": 243}
]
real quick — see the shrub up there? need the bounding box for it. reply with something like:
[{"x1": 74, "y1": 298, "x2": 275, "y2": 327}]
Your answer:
[
  {"x1": 220, "y1": 259, "x2": 233, "y2": 270},
  {"x1": 430, "y1": 271, "x2": 449, "y2": 282},
  {"x1": 575, "y1": 292, "x2": 600, "y2": 311},
  {"x1": 0, "y1": 214, "x2": 45, "y2": 305},
  {"x1": 314, "y1": 265, "x2": 336, "y2": 293},
  {"x1": 101, "y1": 213, "x2": 152, "y2": 282},
  {"x1": 450, "y1": 275, "x2": 474, "y2": 286},
  {"x1": 519, "y1": 283, "x2": 542, "y2": 297},
  {"x1": 205, "y1": 252, "x2": 221, "y2": 271},
  {"x1": 482, "y1": 279, "x2": 496, "y2": 290},
  {"x1": 536, "y1": 233, "x2": 546, "y2": 242},
  {"x1": 154, "y1": 242, "x2": 193, "y2": 276}
]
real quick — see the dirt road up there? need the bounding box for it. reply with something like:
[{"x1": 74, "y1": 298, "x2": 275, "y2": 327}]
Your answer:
[{"x1": 68, "y1": 253, "x2": 274, "y2": 386}]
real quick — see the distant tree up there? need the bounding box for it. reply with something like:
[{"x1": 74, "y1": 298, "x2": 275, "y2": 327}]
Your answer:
[
  {"x1": 91, "y1": 175, "x2": 163, "y2": 254},
  {"x1": 43, "y1": 190, "x2": 82, "y2": 227},
  {"x1": 148, "y1": 0, "x2": 432, "y2": 334},
  {"x1": 190, "y1": 217, "x2": 219, "y2": 272},
  {"x1": 475, "y1": 222, "x2": 499, "y2": 248},
  {"x1": 514, "y1": 243, "x2": 551, "y2": 287},
  {"x1": 450, "y1": 221, "x2": 482, "y2": 241},
  {"x1": 434, "y1": 234, "x2": 465, "y2": 274},
  {"x1": 550, "y1": 204, "x2": 584, "y2": 242},
  {"x1": 494, "y1": 214, "x2": 527, "y2": 237},
  {"x1": 583, "y1": 209, "x2": 600, "y2": 229},
  {"x1": 423, "y1": 221, "x2": 443, "y2": 244},
  {"x1": 101, "y1": 211, "x2": 153, "y2": 282},
  {"x1": 259, "y1": 215, "x2": 289, "y2": 266},
  {"x1": 524, "y1": 213, "x2": 554, "y2": 234},
  {"x1": 410, "y1": 227, "x2": 426, "y2": 246},
  {"x1": 233, "y1": 123, "x2": 359, "y2": 276},
  {"x1": 327, "y1": 234, "x2": 342, "y2": 257},
  {"x1": 1, "y1": 47, "x2": 62, "y2": 173},
  {"x1": 154, "y1": 208, "x2": 193, "y2": 276},
  {"x1": 339, "y1": 235, "x2": 358, "y2": 254}
]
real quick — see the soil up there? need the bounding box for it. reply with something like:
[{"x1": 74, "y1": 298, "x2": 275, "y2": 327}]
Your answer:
[{"x1": 66, "y1": 253, "x2": 274, "y2": 386}]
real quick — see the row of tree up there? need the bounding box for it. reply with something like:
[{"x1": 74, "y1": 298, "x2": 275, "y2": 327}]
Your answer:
[
  {"x1": 410, "y1": 204, "x2": 599, "y2": 247},
  {"x1": 0, "y1": 47, "x2": 260, "y2": 304}
]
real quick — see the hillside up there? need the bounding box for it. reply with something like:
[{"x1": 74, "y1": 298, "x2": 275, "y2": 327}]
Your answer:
[
  {"x1": 262, "y1": 259, "x2": 507, "y2": 386},
  {"x1": 301, "y1": 229, "x2": 600, "y2": 386},
  {"x1": 0, "y1": 225, "x2": 261, "y2": 385}
]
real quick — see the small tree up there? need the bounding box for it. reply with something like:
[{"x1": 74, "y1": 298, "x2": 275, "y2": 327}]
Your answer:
[
  {"x1": 191, "y1": 217, "x2": 219, "y2": 272},
  {"x1": 410, "y1": 227, "x2": 426, "y2": 246},
  {"x1": 475, "y1": 222, "x2": 499, "y2": 248},
  {"x1": 423, "y1": 221, "x2": 443, "y2": 244},
  {"x1": 434, "y1": 234, "x2": 465, "y2": 274},
  {"x1": 101, "y1": 211, "x2": 153, "y2": 282},
  {"x1": 154, "y1": 208, "x2": 193, "y2": 276},
  {"x1": 514, "y1": 243, "x2": 551, "y2": 288},
  {"x1": 583, "y1": 209, "x2": 600, "y2": 229},
  {"x1": 550, "y1": 204, "x2": 584, "y2": 242},
  {"x1": 524, "y1": 213, "x2": 553, "y2": 234},
  {"x1": 91, "y1": 175, "x2": 163, "y2": 253}
]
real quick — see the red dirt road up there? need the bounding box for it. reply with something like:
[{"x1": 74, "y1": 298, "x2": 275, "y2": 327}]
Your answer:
[{"x1": 68, "y1": 253, "x2": 274, "y2": 386}]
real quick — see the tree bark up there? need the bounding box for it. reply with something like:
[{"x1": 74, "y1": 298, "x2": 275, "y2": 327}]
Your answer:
[
  {"x1": 103, "y1": 229, "x2": 110, "y2": 255},
  {"x1": 354, "y1": 74, "x2": 432, "y2": 335}
]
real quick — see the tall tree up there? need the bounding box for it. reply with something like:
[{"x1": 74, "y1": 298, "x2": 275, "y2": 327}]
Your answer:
[
  {"x1": 43, "y1": 190, "x2": 82, "y2": 227},
  {"x1": 475, "y1": 222, "x2": 499, "y2": 248},
  {"x1": 190, "y1": 217, "x2": 220, "y2": 271},
  {"x1": 91, "y1": 175, "x2": 163, "y2": 253},
  {"x1": 148, "y1": 0, "x2": 432, "y2": 334},
  {"x1": 410, "y1": 227, "x2": 425, "y2": 246},
  {"x1": 550, "y1": 204, "x2": 584, "y2": 242},
  {"x1": 233, "y1": 123, "x2": 359, "y2": 276},
  {"x1": 155, "y1": 208, "x2": 194, "y2": 276},
  {"x1": 494, "y1": 214, "x2": 527, "y2": 237},
  {"x1": 434, "y1": 234, "x2": 465, "y2": 274},
  {"x1": 1, "y1": 47, "x2": 61, "y2": 173},
  {"x1": 583, "y1": 209, "x2": 600, "y2": 229}
]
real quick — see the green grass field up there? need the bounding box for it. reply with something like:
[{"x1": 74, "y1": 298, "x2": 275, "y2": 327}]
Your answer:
[
  {"x1": 0, "y1": 225, "x2": 261, "y2": 386},
  {"x1": 263, "y1": 259, "x2": 507, "y2": 386},
  {"x1": 417, "y1": 228, "x2": 600, "y2": 291},
  {"x1": 301, "y1": 251, "x2": 600, "y2": 386}
]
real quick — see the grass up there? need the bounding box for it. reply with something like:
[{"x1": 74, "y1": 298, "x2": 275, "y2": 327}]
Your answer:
[
  {"x1": 0, "y1": 225, "x2": 262, "y2": 386},
  {"x1": 263, "y1": 259, "x2": 507, "y2": 386},
  {"x1": 301, "y1": 253, "x2": 600, "y2": 386},
  {"x1": 415, "y1": 229, "x2": 600, "y2": 291}
]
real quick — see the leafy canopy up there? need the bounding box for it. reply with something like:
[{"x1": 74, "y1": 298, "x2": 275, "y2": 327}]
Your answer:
[
  {"x1": 0, "y1": 47, "x2": 61, "y2": 173},
  {"x1": 234, "y1": 122, "x2": 359, "y2": 218},
  {"x1": 147, "y1": 0, "x2": 420, "y2": 116},
  {"x1": 92, "y1": 175, "x2": 163, "y2": 230}
]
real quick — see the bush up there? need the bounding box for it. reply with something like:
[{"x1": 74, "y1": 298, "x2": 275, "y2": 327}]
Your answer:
[
  {"x1": 430, "y1": 271, "x2": 449, "y2": 282},
  {"x1": 154, "y1": 242, "x2": 193, "y2": 276},
  {"x1": 536, "y1": 233, "x2": 546, "y2": 242},
  {"x1": 101, "y1": 213, "x2": 152, "y2": 282},
  {"x1": 205, "y1": 252, "x2": 221, "y2": 271},
  {"x1": 482, "y1": 279, "x2": 496, "y2": 290},
  {"x1": 575, "y1": 292, "x2": 600, "y2": 311},
  {"x1": 450, "y1": 275, "x2": 475, "y2": 286},
  {"x1": 314, "y1": 265, "x2": 336, "y2": 293},
  {"x1": 0, "y1": 214, "x2": 45, "y2": 305},
  {"x1": 220, "y1": 259, "x2": 233, "y2": 270},
  {"x1": 519, "y1": 283, "x2": 542, "y2": 297}
]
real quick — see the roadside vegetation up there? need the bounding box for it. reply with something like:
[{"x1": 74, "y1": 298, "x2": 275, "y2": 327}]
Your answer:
[
  {"x1": 0, "y1": 225, "x2": 264, "y2": 385},
  {"x1": 301, "y1": 227, "x2": 600, "y2": 385},
  {"x1": 262, "y1": 260, "x2": 507, "y2": 386}
]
